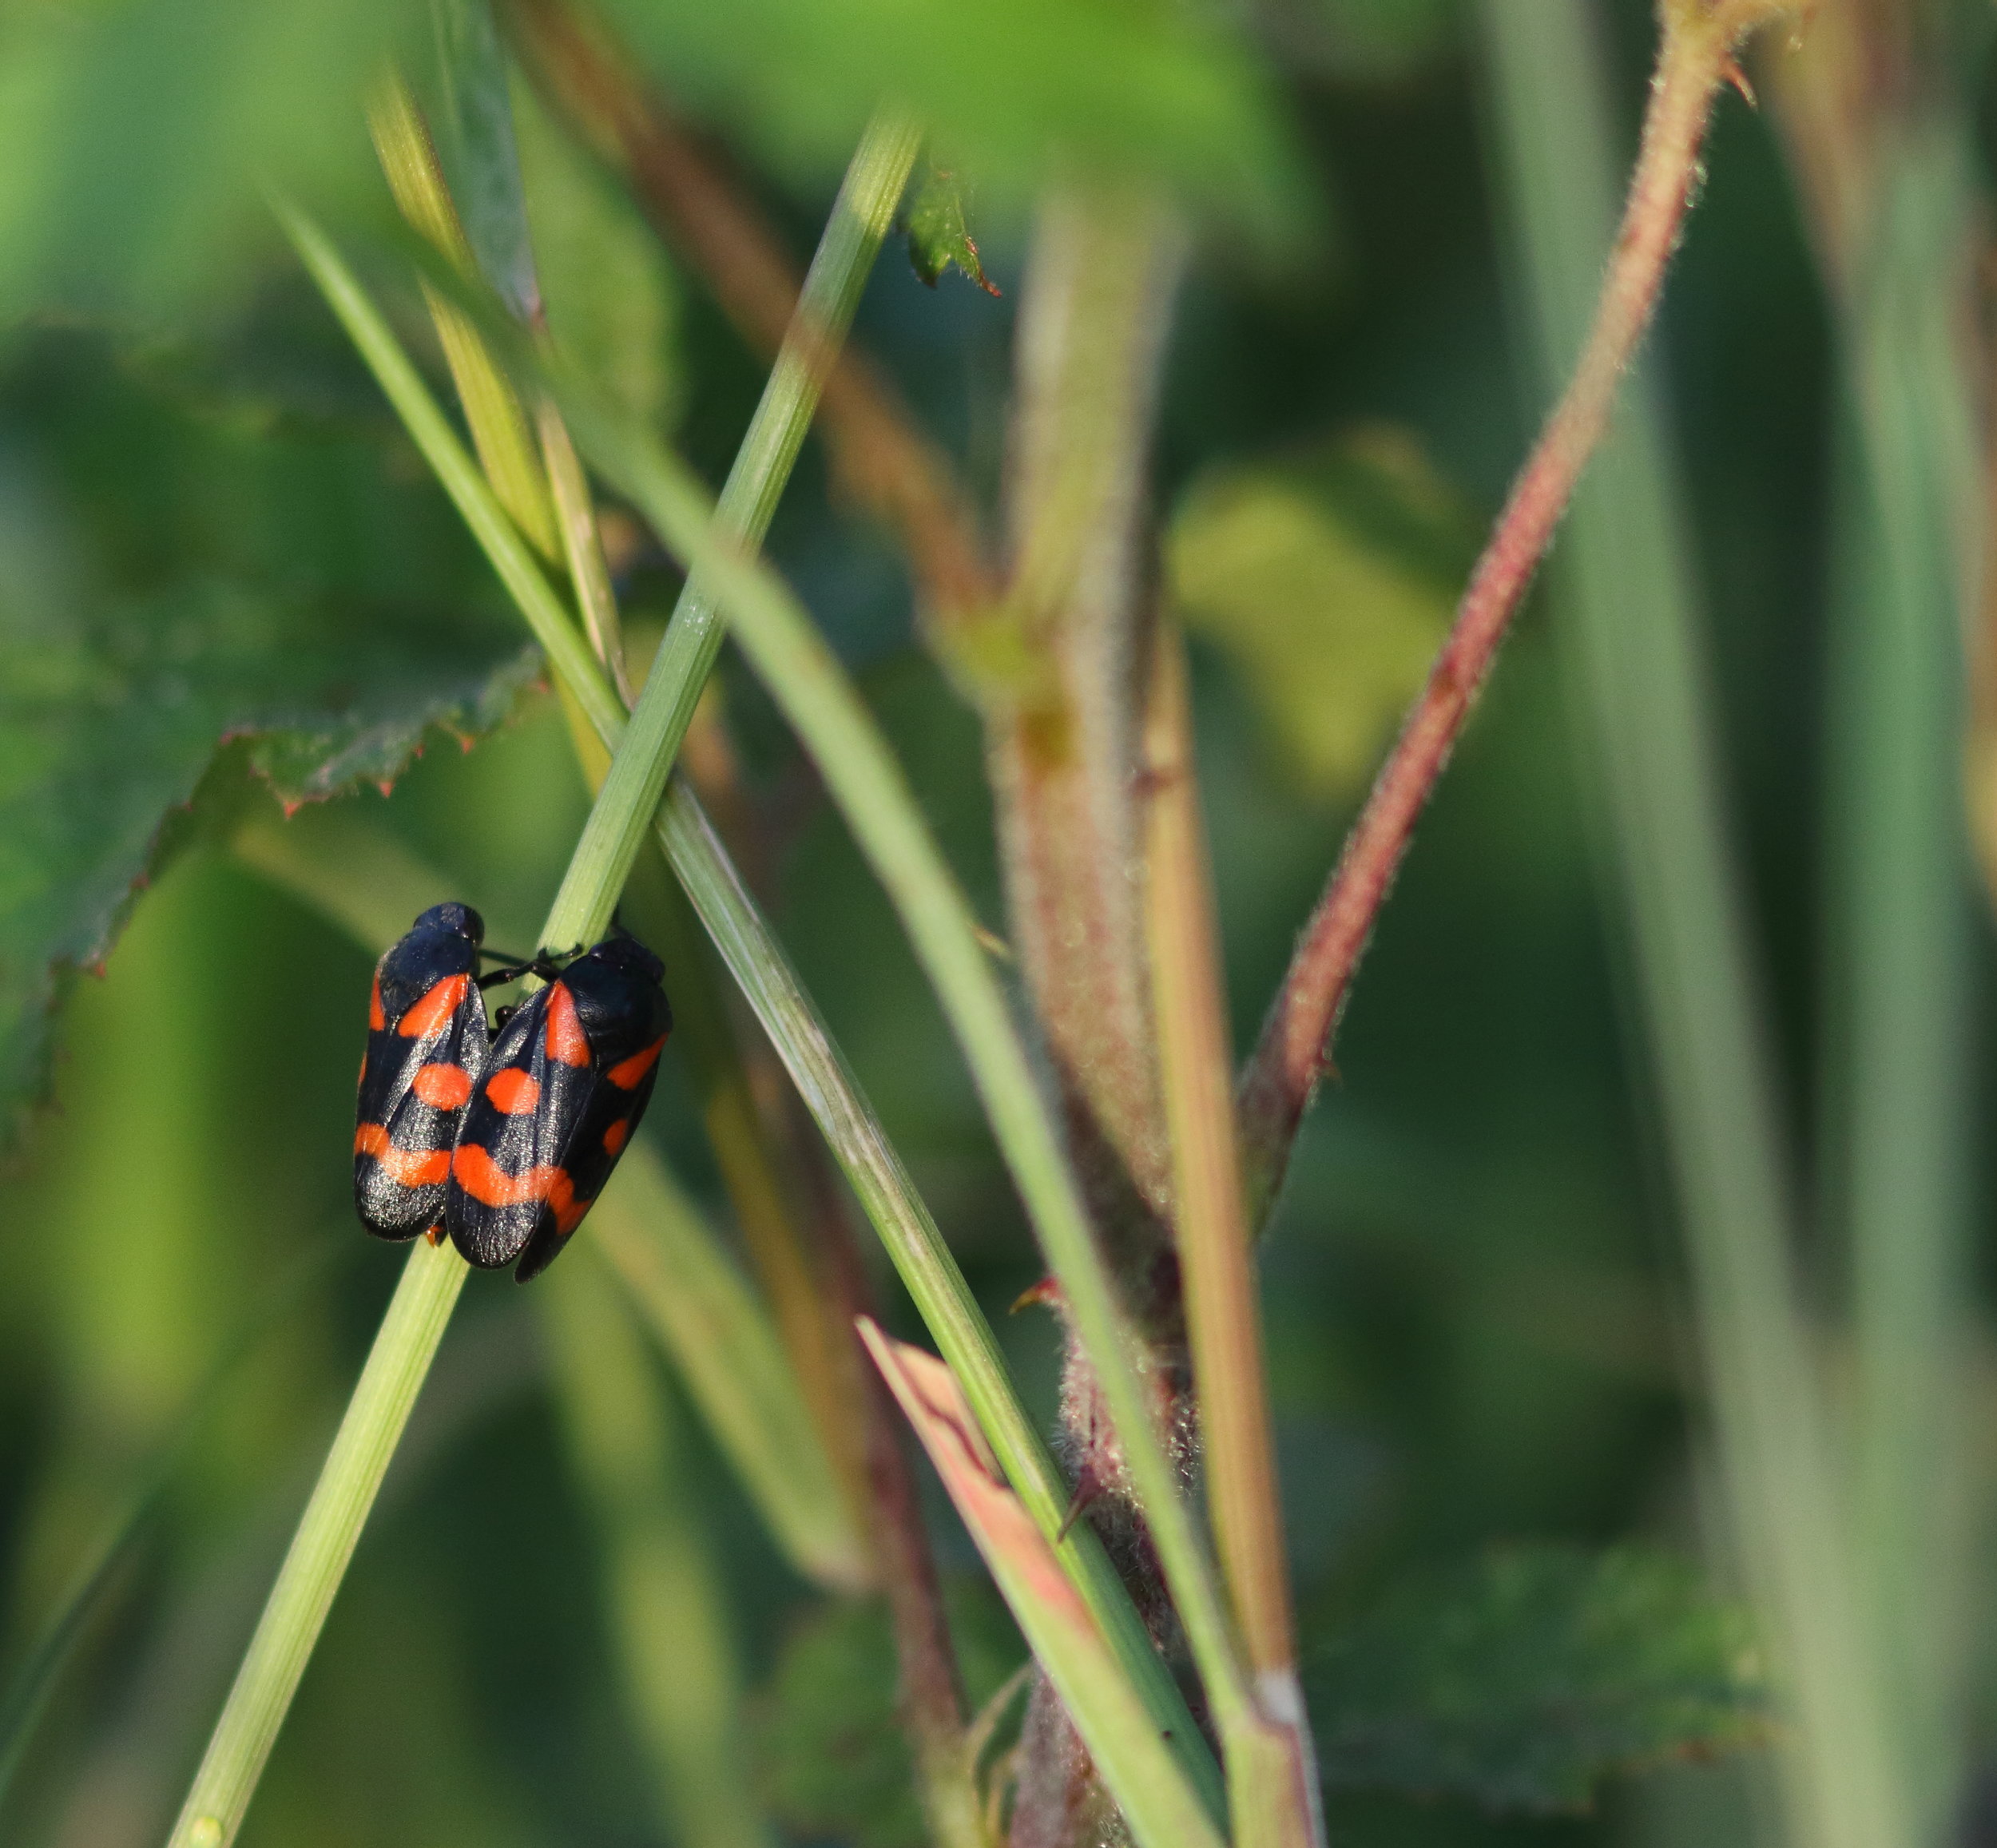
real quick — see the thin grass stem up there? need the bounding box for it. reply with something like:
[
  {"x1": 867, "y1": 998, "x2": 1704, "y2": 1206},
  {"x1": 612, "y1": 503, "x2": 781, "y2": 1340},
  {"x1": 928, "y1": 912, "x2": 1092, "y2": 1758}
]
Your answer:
[{"x1": 541, "y1": 109, "x2": 923, "y2": 952}]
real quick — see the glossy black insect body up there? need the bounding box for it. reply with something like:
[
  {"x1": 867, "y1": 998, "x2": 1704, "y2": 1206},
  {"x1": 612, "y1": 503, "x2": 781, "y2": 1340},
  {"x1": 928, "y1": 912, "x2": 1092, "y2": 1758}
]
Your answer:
[
  {"x1": 445, "y1": 934, "x2": 671, "y2": 1282},
  {"x1": 353, "y1": 902, "x2": 492, "y2": 1241}
]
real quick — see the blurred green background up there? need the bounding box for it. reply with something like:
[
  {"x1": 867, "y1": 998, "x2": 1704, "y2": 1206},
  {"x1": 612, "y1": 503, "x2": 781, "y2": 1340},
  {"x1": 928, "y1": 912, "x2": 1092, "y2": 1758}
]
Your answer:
[{"x1": 2, "y1": 0, "x2": 1990, "y2": 1844}]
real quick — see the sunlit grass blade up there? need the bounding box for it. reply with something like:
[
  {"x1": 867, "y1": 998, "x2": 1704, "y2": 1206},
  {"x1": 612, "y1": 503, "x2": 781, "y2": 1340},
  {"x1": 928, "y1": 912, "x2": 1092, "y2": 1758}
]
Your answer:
[
  {"x1": 1478, "y1": 6, "x2": 1909, "y2": 1848},
  {"x1": 279, "y1": 206, "x2": 1223, "y2": 1818},
  {"x1": 541, "y1": 107, "x2": 922, "y2": 951},
  {"x1": 1141, "y1": 626, "x2": 1319, "y2": 1848},
  {"x1": 546, "y1": 1253, "x2": 776, "y2": 1848}
]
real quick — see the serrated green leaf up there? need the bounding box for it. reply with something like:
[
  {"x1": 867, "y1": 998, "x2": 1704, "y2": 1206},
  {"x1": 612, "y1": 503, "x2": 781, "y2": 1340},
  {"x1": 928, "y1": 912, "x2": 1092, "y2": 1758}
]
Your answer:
[
  {"x1": 1307, "y1": 1545, "x2": 1769, "y2": 1814},
  {"x1": 598, "y1": 0, "x2": 1305, "y2": 244},
  {"x1": 1167, "y1": 424, "x2": 1473, "y2": 801},
  {"x1": 0, "y1": 322, "x2": 539, "y2": 1138},
  {"x1": 753, "y1": 1587, "x2": 1026, "y2": 1848},
  {"x1": 904, "y1": 167, "x2": 1000, "y2": 295},
  {"x1": 0, "y1": 0, "x2": 406, "y2": 321}
]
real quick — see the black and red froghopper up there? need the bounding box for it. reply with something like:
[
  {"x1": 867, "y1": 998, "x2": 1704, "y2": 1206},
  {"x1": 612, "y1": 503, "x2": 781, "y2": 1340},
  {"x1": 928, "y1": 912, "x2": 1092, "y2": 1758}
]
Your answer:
[
  {"x1": 445, "y1": 935, "x2": 670, "y2": 1283},
  {"x1": 353, "y1": 902, "x2": 491, "y2": 1242}
]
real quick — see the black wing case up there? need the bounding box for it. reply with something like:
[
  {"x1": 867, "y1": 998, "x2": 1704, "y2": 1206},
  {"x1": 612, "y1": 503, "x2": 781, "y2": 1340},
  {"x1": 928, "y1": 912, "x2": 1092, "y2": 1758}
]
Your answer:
[
  {"x1": 511, "y1": 1002, "x2": 667, "y2": 1281},
  {"x1": 445, "y1": 982, "x2": 596, "y2": 1271},
  {"x1": 355, "y1": 939, "x2": 488, "y2": 1239}
]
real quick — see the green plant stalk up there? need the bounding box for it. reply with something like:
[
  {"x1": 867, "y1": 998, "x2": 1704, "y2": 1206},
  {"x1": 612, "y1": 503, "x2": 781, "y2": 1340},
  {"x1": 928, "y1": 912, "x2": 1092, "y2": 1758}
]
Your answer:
[
  {"x1": 556, "y1": 323, "x2": 1263, "y2": 1759},
  {"x1": 546, "y1": 1252, "x2": 776, "y2": 1848},
  {"x1": 542, "y1": 109, "x2": 922, "y2": 953},
  {"x1": 1479, "y1": 6, "x2": 1910, "y2": 1848},
  {"x1": 283, "y1": 209, "x2": 1224, "y2": 1821},
  {"x1": 1821, "y1": 123, "x2": 1979, "y2": 1829},
  {"x1": 165, "y1": 1236, "x2": 466, "y2": 1848}
]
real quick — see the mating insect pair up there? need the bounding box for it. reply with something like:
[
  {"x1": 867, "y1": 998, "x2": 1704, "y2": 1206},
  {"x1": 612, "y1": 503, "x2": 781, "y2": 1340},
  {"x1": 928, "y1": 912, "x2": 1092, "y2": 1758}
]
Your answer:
[{"x1": 354, "y1": 903, "x2": 671, "y2": 1282}]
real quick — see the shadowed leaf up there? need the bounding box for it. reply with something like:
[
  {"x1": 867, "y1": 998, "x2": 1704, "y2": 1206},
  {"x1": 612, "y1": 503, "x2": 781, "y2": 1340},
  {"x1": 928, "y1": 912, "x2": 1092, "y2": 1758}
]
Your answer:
[
  {"x1": 1166, "y1": 424, "x2": 1473, "y2": 801},
  {"x1": 597, "y1": 0, "x2": 1304, "y2": 241},
  {"x1": 1307, "y1": 1545, "x2": 1769, "y2": 1813}
]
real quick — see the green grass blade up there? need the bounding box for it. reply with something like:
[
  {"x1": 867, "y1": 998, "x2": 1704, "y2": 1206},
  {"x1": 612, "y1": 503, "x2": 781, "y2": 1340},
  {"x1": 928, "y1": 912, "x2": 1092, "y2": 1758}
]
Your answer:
[
  {"x1": 541, "y1": 110, "x2": 921, "y2": 951},
  {"x1": 1820, "y1": 122, "x2": 1979, "y2": 1829},
  {"x1": 1478, "y1": 6, "x2": 1910, "y2": 1848},
  {"x1": 865, "y1": 1323, "x2": 1227, "y2": 1848},
  {"x1": 546, "y1": 1253, "x2": 776, "y2": 1848},
  {"x1": 281, "y1": 209, "x2": 1224, "y2": 1824}
]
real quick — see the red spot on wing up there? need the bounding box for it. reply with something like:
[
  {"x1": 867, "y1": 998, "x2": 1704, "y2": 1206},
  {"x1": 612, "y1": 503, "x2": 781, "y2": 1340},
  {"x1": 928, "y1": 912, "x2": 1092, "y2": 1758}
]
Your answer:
[
  {"x1": 452, "y1": 1142, "x2": 576, "y2": 1217},
  {"x1": 369, "y1": 975, "x2": 386, "y2": 1031},
  {"x1": 605, "y1": 1037, "x2": 665, "y2": 1091},
  {"x1": 398, "y1": 974, "x2": 470, "y2": 1039},
  {"x1": 484, "y1": 1069, "x2": 541, "y2": 1115},
  {"x1": 601, "y1": 1119, "x2": 629, "y2": 1157},
  {"x1": 354, "y1": 1124, "x2": 451, "y2": 1188},
  {"x1": 543, "y1": 983, "x2": 590, "y2": 1066},
  {"x1": 554, "y1": 1194, "x2": 591, "y2": 1236},
  {"x1": 413, "y1": 1063, "x2": 474, "y2": 1110}
]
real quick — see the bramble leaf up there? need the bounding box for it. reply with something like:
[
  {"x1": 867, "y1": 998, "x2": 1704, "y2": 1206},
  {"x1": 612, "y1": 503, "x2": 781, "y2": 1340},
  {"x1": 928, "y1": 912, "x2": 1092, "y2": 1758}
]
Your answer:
[
  {"x1": 0, "y1": 317, "x2": 540, "y2": 1140},
  {"x1": 1307, "y1": 1545, "x2": 1769, "y2": 1813},
  {"x1": 904, "y1": 167, "x2": 1000, "y2": 296}
]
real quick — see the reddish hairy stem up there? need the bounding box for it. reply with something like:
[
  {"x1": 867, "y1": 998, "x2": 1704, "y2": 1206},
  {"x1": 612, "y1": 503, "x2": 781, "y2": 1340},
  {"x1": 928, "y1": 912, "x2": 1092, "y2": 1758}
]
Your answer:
[{"x1": 1237, "y1": 12, "x2": 1743, "y2": 1214}]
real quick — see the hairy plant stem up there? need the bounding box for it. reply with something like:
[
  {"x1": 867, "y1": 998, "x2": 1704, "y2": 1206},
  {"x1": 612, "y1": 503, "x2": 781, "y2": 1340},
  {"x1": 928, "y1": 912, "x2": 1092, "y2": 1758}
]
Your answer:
[
  {"x1": 284, "y1": 209, "x2": 1222, "y2": 1826},
  {"x1": 1237, "y1": 0, "x2": 1794, "y2": 1218}
]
